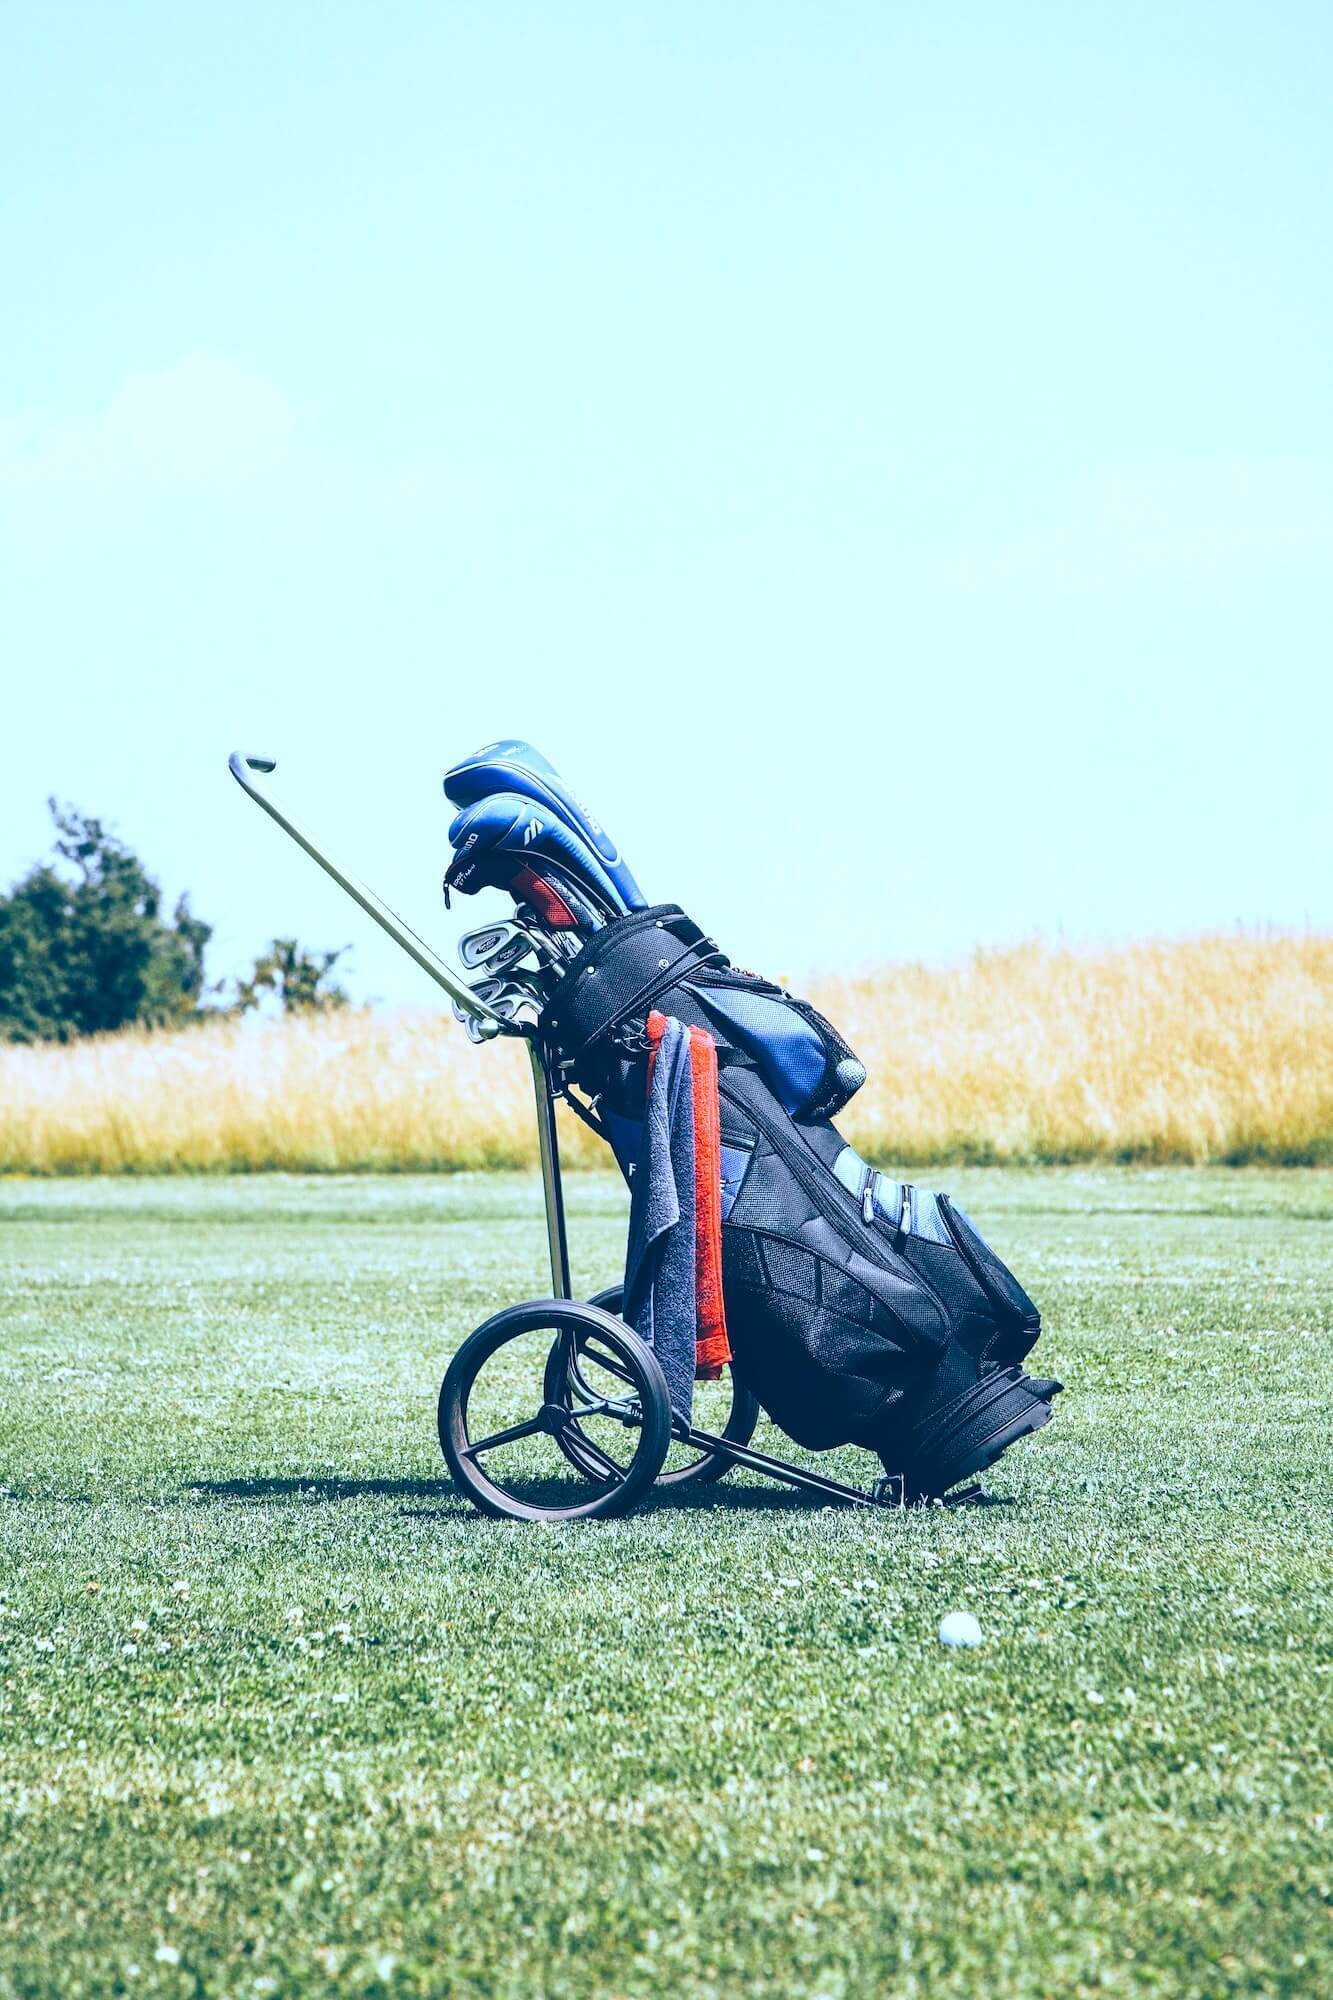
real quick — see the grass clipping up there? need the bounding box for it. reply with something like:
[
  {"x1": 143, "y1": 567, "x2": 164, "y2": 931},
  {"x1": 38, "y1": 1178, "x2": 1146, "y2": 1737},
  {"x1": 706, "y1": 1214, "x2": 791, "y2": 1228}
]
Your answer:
[{"x1": 2, "y1": 932, "x2": 1330, "y2": 1174}]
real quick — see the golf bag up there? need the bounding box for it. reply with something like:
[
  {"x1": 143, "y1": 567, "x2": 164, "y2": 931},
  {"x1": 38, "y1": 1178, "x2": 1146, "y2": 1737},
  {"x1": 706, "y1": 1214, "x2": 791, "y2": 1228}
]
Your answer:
[{"x1": 543, "y1": 905, "x2": 1058, "y2": 1499}]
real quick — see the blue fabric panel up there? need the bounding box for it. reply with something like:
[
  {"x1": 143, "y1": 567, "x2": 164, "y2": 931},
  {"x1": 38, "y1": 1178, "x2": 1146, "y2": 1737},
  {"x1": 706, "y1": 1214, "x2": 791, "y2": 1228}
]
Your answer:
[
  {"x1": 695, "y1": 987, "x2": 827, "y2": 1114},
  {"x1": 872, "y1": 1178, "x2": 904, "y2": 1226},
  {"x1": 911, "y1": 1187, "x2": 954, "y2": 1246},
  {"x1": 603, "y1": 1109, "x2": 644, "y2": 1188},
  {"x1": 720, "y1": 1143, "x2": 753, "y2": 1219},
  {"x1": 829, "y1": 1163, "x2": 953, "y2": 1248}
]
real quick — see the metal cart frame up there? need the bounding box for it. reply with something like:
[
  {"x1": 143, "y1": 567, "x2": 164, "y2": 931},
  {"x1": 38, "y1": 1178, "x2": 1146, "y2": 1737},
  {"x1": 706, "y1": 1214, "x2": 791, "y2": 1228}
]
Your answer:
[{"x1": 229, "y1": 752, "x2": 967, "y2": 1519}]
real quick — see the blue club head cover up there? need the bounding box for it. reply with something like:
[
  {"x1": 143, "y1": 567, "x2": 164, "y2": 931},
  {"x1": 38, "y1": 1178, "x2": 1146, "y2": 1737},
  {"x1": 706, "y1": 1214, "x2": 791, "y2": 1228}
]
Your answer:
[
  {"x1": 444, "y1": 741, "x2": 645, "y2": 910},
  {"x1": 444, "y1": 792, "x2": 626, "y2": 916}
]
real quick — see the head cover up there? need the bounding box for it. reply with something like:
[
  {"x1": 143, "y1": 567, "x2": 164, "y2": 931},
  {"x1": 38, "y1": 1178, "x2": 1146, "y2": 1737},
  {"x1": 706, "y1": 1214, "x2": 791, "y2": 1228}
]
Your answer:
[{"x1": 444, "y1": 740, "x2": 645, "y2": 910}]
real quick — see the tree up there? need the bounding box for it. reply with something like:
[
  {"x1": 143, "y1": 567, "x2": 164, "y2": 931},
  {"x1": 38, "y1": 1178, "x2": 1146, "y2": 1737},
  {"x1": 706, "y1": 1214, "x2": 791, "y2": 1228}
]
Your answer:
[
  {"x1": 233, "y1": 938, "x2": 349, "y2": 1016},
  {"x1": 0, "y1": 803, "x2": 213, "y2": 1043}
]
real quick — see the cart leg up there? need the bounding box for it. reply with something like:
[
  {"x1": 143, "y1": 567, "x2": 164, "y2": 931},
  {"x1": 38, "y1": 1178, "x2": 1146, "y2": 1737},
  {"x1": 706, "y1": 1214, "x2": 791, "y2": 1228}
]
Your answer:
[{"x1": 530, "y1": 1041, "x2": 572, "y2": 1299}]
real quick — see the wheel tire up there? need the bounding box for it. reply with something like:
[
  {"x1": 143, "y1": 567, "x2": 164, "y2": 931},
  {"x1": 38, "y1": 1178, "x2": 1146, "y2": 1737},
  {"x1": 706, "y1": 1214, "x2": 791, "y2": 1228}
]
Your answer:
[
  {"x1": 545, "y1": 1283, "x2": 761, "y2": 1489},
  {"x1": 439, "y1": 1299, "x2": 672, "y2": 1523}
]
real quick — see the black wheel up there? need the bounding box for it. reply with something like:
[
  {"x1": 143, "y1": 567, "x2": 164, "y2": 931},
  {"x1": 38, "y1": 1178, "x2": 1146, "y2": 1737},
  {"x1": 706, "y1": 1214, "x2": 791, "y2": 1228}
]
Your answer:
[
  {"x1": 438, "y1": 1299, "x2": 672, "y2": 1523},
  {"x1": 545, "y1": 1284, "x2": 762, "y2": 1489}
]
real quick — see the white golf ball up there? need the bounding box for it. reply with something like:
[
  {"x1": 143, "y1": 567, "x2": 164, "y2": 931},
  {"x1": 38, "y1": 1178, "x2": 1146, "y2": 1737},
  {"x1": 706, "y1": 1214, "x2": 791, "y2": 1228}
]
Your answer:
[{"x1": 938, "y1": 1610, "x2": 983, "y2": 1649}]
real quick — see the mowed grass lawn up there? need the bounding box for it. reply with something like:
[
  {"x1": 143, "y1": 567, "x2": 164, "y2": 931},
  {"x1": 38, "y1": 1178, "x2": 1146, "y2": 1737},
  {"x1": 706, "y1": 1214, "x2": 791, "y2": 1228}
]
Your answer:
[{"x1": 1, "y1": 1170, "x2": 1330, "y2": 2000}]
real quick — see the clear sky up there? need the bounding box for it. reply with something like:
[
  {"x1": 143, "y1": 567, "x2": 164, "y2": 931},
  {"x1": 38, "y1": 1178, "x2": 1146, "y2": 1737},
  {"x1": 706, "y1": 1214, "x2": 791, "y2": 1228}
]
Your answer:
[{"x1": 2, "y1": 2, "x2": 1330, "y2": 1006}]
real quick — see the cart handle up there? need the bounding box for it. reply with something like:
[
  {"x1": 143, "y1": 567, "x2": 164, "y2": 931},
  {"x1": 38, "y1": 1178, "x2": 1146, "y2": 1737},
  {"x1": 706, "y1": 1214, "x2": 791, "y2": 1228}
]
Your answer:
[{"x1": 227, "y1": 752, "x2": 514, "y2": 1034}]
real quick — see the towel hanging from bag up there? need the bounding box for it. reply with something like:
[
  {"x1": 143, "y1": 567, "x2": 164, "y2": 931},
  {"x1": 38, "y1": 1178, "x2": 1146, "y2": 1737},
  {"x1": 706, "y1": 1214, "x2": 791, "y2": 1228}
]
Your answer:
[{"x1": 622, "y1": 1011, "x2": 731, "y2": 1420}]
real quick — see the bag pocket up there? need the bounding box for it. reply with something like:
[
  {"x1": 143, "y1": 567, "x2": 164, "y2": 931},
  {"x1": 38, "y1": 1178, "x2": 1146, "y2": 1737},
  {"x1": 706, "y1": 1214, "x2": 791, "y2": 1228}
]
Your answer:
[
  {"x1": 723, "y1": 1228, "x2": 926, "y2": 1450},
  {"x1": 689, "y1": 972, "x2": 865, "y2": 1120},
  {"x1": 936, "y1": 1193, "x2": 1041, "y2": 1359},
  {"x1": 690, "y1": 977, "x2": 830, "y2": 1115},
  {"x1": 721, "y1": 1124, "x2": 950, "y2": 1451}
]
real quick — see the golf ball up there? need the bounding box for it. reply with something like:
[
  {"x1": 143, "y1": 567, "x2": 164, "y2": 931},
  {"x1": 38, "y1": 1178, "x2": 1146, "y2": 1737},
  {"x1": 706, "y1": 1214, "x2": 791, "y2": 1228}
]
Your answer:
[{"x1": 938, "y1": 1610, "x2": 983, "y2": 1649}]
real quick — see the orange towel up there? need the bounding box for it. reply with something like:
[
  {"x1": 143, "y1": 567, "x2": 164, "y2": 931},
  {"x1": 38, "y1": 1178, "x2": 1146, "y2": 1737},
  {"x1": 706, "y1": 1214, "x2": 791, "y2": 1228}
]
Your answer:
[
  {"x1": 689, "y1": 1023, "x2": 731, "y2": 1378},
  {"x1": 645, "y1": 1008, "x2": 668, "y2": 1084},
  {"x1": 643, "y1": 1012, "x2": 731, "y2": 1380}
]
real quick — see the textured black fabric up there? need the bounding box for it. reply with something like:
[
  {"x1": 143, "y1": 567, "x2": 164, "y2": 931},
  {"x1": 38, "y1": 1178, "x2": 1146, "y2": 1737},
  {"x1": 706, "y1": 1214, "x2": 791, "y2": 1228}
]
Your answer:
[
  {"x1": 541, "y1": 908, "x2": 1058, "y2": 1497},
  {"x1": 542, "y1": 906, "x2": 719, "y2": 1070}
]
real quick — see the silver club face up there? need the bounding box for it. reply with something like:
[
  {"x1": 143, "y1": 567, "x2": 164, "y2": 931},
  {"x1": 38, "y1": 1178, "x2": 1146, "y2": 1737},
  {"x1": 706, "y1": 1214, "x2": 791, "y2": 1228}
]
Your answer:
[
  {"x1": 453, "y1": 964, "x2": 550, "y2": 1031},
  {"x1": 459, "y1": 921, "x2": 532, "y2": 972},
  {"x1": 453, "y1": 989, "x2": 528, "y2": 1036},
  {"x1": 470, "y1": 972, "x2": 547, "y2": 1010}
]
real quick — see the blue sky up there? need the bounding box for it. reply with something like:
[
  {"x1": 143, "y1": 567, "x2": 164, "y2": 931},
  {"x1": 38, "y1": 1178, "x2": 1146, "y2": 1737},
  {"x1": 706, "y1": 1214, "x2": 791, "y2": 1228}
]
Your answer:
[{"x1": 2, "y1": 2, "x2": 1330, "y2": 1005}]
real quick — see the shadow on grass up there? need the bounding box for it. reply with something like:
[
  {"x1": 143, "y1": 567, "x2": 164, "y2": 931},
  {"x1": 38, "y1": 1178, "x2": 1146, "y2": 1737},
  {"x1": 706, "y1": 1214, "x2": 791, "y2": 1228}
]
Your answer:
[
  {"x1": 186, "y1": 1470, "x2": 844, "y2": 1517},
  {"x1": 0, "y1": 1489, "x2": 98, "y2": 1505},
  {"x1": 187, "y1": 1475, "x2": 454, "y2": 1503},
  {"x1": 395, "y1": 1483, "x2": 831, "y2": 1521}
]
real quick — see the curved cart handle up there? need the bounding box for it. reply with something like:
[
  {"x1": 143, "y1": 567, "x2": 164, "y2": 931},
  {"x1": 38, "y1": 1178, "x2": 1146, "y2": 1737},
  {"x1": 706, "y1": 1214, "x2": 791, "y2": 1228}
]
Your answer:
[{"x1": 227, "y1": 752, "x2": 512, "y2": 1035}]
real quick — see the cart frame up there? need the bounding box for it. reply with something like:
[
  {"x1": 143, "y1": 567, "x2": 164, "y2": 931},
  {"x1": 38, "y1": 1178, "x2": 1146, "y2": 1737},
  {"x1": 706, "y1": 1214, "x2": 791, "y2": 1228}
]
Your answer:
[{"x1": 229, "y1": 751, "x2": 983, "y2": 1516}]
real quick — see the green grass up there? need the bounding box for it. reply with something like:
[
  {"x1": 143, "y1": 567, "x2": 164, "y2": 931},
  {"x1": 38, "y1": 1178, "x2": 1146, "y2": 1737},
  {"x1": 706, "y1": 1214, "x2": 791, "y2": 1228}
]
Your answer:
[{"x1": 1, "y1": 1168, "x2": 1330, "y2": 2000}]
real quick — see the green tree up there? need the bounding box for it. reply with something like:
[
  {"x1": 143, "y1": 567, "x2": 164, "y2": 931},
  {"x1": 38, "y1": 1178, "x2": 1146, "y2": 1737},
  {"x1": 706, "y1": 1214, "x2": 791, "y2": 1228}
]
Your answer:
[
  {"x1": 0, "y1": 803, "x2": 213, "y2": 1043},
  {"x1": 234, "y1": 938, "x2": 349, "y2": 1016}
]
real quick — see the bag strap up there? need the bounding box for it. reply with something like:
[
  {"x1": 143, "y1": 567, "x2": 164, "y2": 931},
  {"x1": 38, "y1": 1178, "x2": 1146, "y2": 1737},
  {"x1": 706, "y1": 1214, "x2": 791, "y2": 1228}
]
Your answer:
[{"x1": 543, "y1": 906, "x2": 726, "y2": 1070}]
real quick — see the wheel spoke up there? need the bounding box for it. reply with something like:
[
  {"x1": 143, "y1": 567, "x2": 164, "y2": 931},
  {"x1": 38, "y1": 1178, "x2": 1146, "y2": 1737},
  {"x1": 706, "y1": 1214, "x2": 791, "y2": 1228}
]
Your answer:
[
  {"x1": 577, "y1": 1340, "x2": 637, "y2": 1387},
  {"x1": 562, "y1": 1357, "x2": 611, "y2": 1409},
  {"x1": 462, "y1": 1414, "x2": 545, "y2": 1460},
  {"x1": 564, "y1": 1391, "x2": 621, "y2": 1420},
  {"x1": 560, "y1": 1424, "x2": 627, "y2": 1484}
]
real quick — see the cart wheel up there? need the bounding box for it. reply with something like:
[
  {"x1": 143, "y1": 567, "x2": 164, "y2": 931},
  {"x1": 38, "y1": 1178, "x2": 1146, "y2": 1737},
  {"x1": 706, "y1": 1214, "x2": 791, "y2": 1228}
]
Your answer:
[
  {"x1": 438, "y1": 1299, "x2": 672, "y2": 1523},
  {"x1": 545, "y1": 1284, "x2": 762, "y2": 1489}
]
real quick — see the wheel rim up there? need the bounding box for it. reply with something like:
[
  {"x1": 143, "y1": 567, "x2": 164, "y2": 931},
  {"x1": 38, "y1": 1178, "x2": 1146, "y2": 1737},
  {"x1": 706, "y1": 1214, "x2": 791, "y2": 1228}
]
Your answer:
[
  {"x1": 439, "y1": 1301, "x2": 671, "y2": 1522},
  {"x1": 546, "y1": 1286, "x2": 761, "y2": 1489}
]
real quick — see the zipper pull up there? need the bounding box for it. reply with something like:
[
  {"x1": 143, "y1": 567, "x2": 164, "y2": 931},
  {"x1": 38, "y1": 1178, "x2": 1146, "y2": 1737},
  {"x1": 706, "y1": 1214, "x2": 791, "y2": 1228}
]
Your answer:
[{"x1": 862, "y1": 1169, "x2": 876, "y2": 1226}]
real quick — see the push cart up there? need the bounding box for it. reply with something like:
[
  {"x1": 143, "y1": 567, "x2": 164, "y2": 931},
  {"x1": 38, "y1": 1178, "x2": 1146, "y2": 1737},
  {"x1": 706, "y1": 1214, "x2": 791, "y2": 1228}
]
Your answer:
[{"x1": 230, "y1": 753, "x2": 979, "y2": 1523}]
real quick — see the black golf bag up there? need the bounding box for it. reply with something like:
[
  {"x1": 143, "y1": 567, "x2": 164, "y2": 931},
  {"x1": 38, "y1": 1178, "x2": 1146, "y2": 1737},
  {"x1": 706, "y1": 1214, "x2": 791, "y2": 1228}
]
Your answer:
[{"x1": 544, "y1": 905, "x2": 1058, "y2": 1500}]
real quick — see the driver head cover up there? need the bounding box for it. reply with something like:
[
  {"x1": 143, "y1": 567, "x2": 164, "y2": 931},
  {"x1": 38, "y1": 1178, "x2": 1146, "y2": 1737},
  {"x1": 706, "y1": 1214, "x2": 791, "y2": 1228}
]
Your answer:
[
  {"x1": 444, "y1": 792, "x2": 627, "y2": 917},
  {"x1": 444, "y1": 741, "x2": 645, "y2": 910}
]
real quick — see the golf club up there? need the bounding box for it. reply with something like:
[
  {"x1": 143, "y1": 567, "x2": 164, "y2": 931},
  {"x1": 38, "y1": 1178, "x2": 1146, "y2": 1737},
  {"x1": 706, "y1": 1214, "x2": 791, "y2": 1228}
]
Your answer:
[
  {"x1": 444, "y1": 739, "x2": 646, "y2": 910},
  {"x1": 444, "y1": 794, "x2": 628, "y2": 920},
  {"x1": 459, "y1": 920, "x2": 543, "y2": 974},
  {"x1": 228, "y1": 753, "x2": 511, "y2": 1037}
]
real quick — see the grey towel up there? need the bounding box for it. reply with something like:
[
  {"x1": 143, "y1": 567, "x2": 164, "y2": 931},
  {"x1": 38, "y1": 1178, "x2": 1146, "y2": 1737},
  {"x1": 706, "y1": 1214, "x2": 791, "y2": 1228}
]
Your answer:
[{"x1": 623, "y1": 1016, "x2": 698, "y2": 1422}]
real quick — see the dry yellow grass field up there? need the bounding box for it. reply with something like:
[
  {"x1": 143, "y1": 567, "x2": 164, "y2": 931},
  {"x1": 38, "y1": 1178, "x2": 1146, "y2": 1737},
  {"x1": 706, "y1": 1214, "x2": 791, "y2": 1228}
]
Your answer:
[{"x1": 1, "y1": 932, "x2": 1329, "y2": 1174}]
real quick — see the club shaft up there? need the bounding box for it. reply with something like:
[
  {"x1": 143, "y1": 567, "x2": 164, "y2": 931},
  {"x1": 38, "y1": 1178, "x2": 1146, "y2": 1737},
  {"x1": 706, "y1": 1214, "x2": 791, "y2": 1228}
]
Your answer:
[{"x1": 228, "y1": 753, "x2": 509, "y2": 1029}]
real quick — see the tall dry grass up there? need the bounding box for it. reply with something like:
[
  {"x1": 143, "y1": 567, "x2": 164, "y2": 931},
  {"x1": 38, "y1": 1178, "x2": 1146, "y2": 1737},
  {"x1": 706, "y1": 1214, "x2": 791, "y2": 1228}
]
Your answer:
[
  {"x1": 1, "y1": 933, "x2": 1330, "y2": 1175},
  {"x1": 824, "y1": 932, "x2": 1333, "y2": 1166}
]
